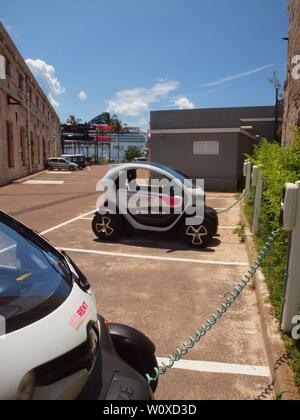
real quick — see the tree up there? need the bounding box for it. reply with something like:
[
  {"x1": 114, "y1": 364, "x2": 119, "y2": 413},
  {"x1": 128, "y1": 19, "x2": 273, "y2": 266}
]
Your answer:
[
  {"x1": 67, "y1": 115, "x2": 82, "y2": 125},
  {"x1": 125, "y1": 146, "x2": 142, "y2": 162},
  {"x1": 269, "y1": 72, "x2": 285, "y2": 142},
  {"x1": 101, "y1": 112, "x2": 125, "y2": 133},
  {"x1": 269, "y1": 71, "x2": 285, "y2": 106}
]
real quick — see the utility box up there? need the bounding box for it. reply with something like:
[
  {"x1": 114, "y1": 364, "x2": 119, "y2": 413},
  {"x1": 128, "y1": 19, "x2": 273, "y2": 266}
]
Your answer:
[{"x1": 281, "y1": 181, "x2": 300, "y2": 333}]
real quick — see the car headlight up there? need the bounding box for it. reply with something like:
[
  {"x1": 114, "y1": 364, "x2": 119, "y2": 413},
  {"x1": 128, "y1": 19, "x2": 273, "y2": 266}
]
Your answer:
[{"x1": 17, "y1": 371, "x2": 36, "y2": 400}]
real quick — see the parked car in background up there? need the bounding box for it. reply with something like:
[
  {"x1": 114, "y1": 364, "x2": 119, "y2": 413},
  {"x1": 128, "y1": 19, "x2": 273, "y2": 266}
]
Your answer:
[
  {"x1": 46, "y1": 158, "x2": 79, "y2": 172},
  {"x1": 133, "y1": 157, "x2": 148, "y2": 163},
  {"x1": 61, "y1": 155, "x2": 88, "y2": 170}
]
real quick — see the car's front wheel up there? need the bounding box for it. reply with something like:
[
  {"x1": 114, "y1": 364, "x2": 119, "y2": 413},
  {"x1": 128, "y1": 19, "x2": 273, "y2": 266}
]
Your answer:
[
  {"x1": 109, "y1": 324, "x2": 159, "y2": 393},
  {"x1": 92, "y1": 213, "x2": 123, "y2": 241},
  {"x1": 180, "y1": 217, "x2": 213, "y2": 249}
]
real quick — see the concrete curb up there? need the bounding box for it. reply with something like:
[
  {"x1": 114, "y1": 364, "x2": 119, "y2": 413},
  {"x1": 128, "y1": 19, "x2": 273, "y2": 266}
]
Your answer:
[
  {"x1": 13, "y1": 170, "x2": 48, "y2": 184},
  {"x1": 240, "y1": 202, "x2": 300, "y2": 400}
]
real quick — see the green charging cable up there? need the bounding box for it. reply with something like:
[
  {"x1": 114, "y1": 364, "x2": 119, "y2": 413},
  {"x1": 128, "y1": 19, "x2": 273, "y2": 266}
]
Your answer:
[{"x1": 146, "y1": 228, "x2": 281, "y2": 385}]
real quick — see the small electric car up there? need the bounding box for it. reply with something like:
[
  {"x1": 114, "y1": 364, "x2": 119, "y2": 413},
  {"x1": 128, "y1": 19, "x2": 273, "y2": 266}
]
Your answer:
[
  {"x1": 0, "y1": 211, "x2": 158, "y2": 400},
  {"x1": 92, "y1": 162, "x2": 219, "y2": 249}
]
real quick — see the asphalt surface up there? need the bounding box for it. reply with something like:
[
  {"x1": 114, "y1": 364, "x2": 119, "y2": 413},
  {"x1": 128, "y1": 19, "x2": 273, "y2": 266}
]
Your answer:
[{"x1": 0, "y1": 166, "x2": 273, "y2": 400}]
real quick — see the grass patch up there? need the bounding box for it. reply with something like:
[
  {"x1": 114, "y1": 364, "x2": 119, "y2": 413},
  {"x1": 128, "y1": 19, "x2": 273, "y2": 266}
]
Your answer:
[{"x1": 233, "y1": 223, "x2": 247, "y2": 243}]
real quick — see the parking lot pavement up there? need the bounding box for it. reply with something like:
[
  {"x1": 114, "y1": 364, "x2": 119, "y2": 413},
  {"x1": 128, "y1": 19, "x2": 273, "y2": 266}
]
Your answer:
[{"x1": 0, "y1": 168, "x2": 273, "y2": 400}]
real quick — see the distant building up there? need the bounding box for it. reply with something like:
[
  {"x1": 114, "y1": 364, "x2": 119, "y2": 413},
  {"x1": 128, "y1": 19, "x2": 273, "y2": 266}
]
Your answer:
[
  {"x1": 0, "y1": 23, "x2": 60, "y2": 186},
  {"x1": 150, "y1": 106, "x2": 283, "y2": 192},
  {"x1": 282, "y1": 0, "x2": 300, "y2": 146},
  {"x1": 61, "y1": 119, "x2": 147, "y2": 161}
]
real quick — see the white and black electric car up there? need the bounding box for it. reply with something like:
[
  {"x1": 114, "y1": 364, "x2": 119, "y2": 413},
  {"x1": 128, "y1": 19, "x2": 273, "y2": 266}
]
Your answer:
[
  {"x1": 0, "y1": 211, "x2": 158, "y2": 400},
  {"x1": 92, "y1": 163, "x2": 219, "y2": 249}
]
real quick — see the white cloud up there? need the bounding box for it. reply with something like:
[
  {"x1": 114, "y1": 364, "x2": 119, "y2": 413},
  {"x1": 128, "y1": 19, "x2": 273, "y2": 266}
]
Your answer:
[
  {"x1": 48, "y1": 93, "x2": 59, "y2": 108},
  {"x1": 25, "y1": 58, "x2": 65, "y2": 107},
  {"x1": 107, "y1": 80, "x2": 180, "y2": 116},
  {"x1": 201, "y1": 63, "x2": 275, "y2": 88},
  {"x1": 175, "y1": 97, "x2": 195, "y2": 110},
  {"x1": 78, "y1": 90, "x2": 87, "y2": 101}
]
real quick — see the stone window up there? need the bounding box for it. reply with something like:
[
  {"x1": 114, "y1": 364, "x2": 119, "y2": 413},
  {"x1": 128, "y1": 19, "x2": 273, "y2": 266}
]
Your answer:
[
  {"x1": 20, "y1": 127, "x2": 26, "y2": 166},
  {"x1": 4, "y1": 56, "x2": 12, "y2": 78},
  {"x1": 6, "y1": 121, "x2": 15, "y2": 168},
  {"x1": 18, "y1": 72, "x2": 24, "y2": 90}
]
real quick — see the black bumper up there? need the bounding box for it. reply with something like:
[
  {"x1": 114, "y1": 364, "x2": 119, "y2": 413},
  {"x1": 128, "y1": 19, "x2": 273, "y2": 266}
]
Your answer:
[{"x1": 77, "y1": 317, "x2": 154, "y2": 401}]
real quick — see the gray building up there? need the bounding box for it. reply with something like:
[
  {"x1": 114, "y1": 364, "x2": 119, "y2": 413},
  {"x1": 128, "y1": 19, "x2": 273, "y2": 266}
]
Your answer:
[{"x1": 149, "y1": 106, "x2": 283, "y2": 192}]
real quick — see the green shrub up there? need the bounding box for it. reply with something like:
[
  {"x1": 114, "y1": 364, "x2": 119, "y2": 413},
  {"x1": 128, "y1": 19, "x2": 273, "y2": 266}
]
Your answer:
[
  {"x1": 245, "y1": 129, "x2": 300, "y2": 390},
  {"x1": 125, "y1": 146, "x2": 142, "y2": 162}
]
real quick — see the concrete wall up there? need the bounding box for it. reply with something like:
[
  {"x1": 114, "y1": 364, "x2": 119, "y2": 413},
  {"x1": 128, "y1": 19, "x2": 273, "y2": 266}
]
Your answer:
[
  {"x1": 0, "y1": 23, "x2": 60, "y2": 187},
  {"x1": 282, "y1": 0, "x2": 300, "y2": 146},
  {"x1": 150, "y1": 131, "x2": 254, "y2": 192},
  {"x1": 151, "y1": 106, "x2": 282, "y2": 141}
]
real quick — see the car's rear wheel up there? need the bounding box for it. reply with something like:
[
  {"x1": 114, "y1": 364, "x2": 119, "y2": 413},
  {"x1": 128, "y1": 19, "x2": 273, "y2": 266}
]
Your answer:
[
  {"x1": 180, "y1": 217, "x2": 213, "y2": 249},
  {"x1": 205, "y1": 207, "x2": 219, "y2": 236},
  {"x1": 92, "y1": 213, "x2": 123, "y2": 241}
]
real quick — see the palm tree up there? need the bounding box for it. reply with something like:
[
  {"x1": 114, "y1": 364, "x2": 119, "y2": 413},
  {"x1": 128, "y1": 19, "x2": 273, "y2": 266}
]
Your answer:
[
  {"x1": 101, "y1": 112, "x2": 124, "y2": 133},
  {"x1": 67, "y1": 115, "x2": 82, "y2": 125}
]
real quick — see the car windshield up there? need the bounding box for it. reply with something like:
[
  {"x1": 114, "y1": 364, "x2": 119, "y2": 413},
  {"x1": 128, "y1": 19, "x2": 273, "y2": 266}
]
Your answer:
[
  {"x1": 149, "y1": 163, "x2": 198, "y2": 187},
  {"x1": 0, "y1": 218, "x2": 72, "y2": 334}
]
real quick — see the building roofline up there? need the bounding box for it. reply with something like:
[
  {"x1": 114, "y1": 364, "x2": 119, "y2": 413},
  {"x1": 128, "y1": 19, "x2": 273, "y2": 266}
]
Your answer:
[
  {"x1": 150, "y1": 105, "x2": 282, "y2": 114},
  {"x1": 150, "y1": 127, "x2": 257, "y2": 140},
  {"x1": 0, "y1": 22, "x2": 60, "y2": 121}
]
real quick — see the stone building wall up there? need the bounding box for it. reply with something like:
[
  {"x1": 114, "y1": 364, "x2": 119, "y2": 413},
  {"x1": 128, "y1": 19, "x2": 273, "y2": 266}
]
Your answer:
[
  {"x1": 282, "y1": 0, "x2": 300, "y2": 146},
  {"x1": 0, "y1": 23, "x2": 60, "y2": 186}
]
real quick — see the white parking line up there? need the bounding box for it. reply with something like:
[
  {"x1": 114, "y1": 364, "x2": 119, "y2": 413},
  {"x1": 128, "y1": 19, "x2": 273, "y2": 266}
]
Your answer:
[
  {"x1": 23, "y1": 180, "x2": 65, "y2": 185},
  {"x1": 60, "y1": 247, "x2": 249, "y2": 267},
  {"x1": 219, "y1": 226, "x2": 239, "y2": 230},
  {"x1": 46, "y1": 172, "x2": 72, "y2": 175},
  {"x1": 157, "y1": 358, "x2": 270, "y2": 378},
  {"x1": 41, "y1": 210, "x2": 96, "y2": 235}
]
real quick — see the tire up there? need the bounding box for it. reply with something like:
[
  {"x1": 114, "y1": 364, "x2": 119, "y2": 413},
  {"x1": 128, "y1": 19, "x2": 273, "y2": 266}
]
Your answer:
[
  {"x1": 110, "y1": 330, "x2": 159, "y2": 393},
  {"x1": 48, "y1": 166, "x2": 53, "y2": 171},
  {"x1": 205, "y1": 207, "x2": 219, "y2": 236},
  {"x1": 92, "y1": 213, "x2": 123, "y2": 241},
  {"x1": 180, "y1": 217, "x2": 213, "y2": 249},
  {"x1": 69, "y1": 166, "x2": 75, "y2": 172}
]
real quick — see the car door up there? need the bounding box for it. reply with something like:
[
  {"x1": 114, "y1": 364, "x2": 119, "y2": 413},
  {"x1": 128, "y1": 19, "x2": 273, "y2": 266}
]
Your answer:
[
  {"x1": 58, "y1": 159, "x2": 68, "y2": 170},
  {"x1": 117, "y1": 168, "x2": 183, "y2": 228}
]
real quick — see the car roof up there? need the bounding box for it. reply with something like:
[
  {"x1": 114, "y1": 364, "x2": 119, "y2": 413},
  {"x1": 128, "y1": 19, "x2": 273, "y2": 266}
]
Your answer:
[{"x1": 104, "y1": 162, "x2": 186, "y2": 182}]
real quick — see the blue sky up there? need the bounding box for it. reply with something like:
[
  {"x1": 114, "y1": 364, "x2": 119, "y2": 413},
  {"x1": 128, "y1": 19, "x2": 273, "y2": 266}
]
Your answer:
[{"x1": 1, "y1": 0, "x2": 289, "y2": 129}]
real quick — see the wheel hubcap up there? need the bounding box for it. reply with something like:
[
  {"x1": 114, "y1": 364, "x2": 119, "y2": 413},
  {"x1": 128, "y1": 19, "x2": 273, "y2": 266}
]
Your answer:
[
  {"x1": 186, "y1": 225, "x2": 208, "y2": 245},
  {"x1": 95, "y1": 217, "x2": 114, "y2": 237}
]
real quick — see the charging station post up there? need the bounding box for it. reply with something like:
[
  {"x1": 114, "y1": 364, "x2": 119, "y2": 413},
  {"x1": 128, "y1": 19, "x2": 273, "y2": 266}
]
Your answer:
[
  {"x1": 252, "y1": 165, "x2": 263, "y2": 235},
  {"x1": 281, "y1": 181, "x2": 300, "y2": 333},
  {"x1": 243, "y1": 160, "x2": 252, "y2": 201}
]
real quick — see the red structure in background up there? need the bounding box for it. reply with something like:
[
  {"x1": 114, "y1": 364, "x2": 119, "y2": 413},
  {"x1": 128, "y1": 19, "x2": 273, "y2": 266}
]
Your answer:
[
  {"x1": 90, "y1": 136, "x2": 113, "y2": 142},
  {"x1": 91, "y1": 124, "x2": 114, "y2": 132},
  {"x1": 90, "y1": 124, "x2": 113, "y2": 142}
]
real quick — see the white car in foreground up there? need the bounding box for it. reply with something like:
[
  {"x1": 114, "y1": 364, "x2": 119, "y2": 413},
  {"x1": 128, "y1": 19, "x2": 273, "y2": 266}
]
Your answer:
[{"x1": 0, "y1": 211, "x2": 158, "y2": 400}]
